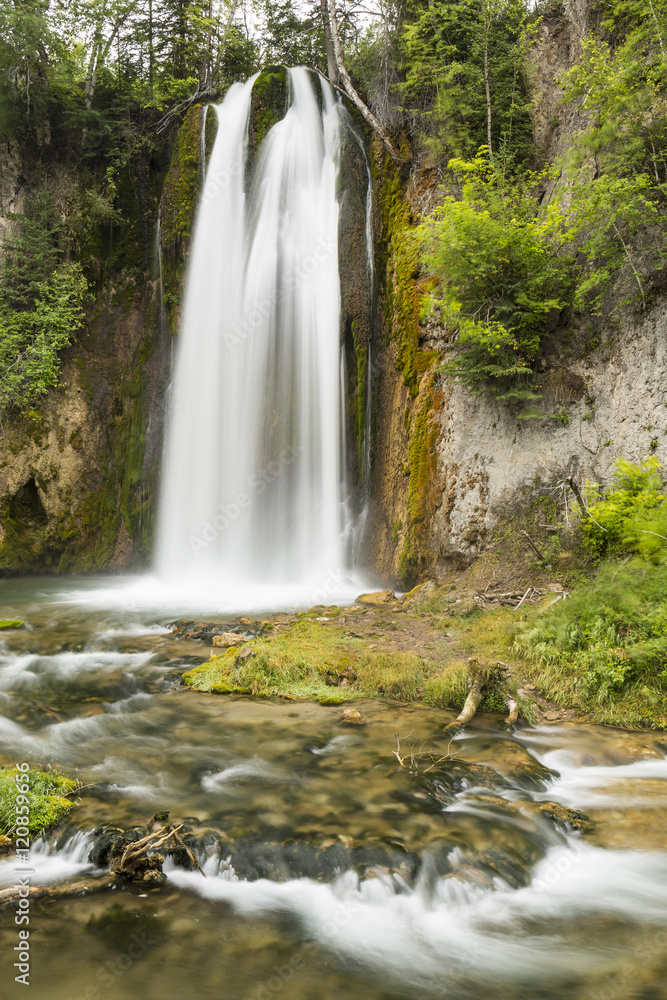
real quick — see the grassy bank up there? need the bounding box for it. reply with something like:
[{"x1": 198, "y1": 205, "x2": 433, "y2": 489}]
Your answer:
[
  {"x1": 183, "y1": 591, "x2": 667, "y2": 728},
  {"x1": 184, "y1": 615, "x2": 468, "y2": 705},
  {"x1": 513, "y1": 562, "x2": 667, "y2": 729},
  {"x1": 182, "y1": 606, "x2": 523, "y2": 717}
]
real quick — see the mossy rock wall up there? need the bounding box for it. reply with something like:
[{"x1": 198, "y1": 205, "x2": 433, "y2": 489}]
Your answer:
[
  {"x1": 361, "y1": 145, "x2": 442, "y2": 589},
  {"x1": 0, "y1": 106, "x2": 202, "y2": 574},
  {"x1": 160, "y1": 103, "x2": 216, "y2": 335},
  {"x1": 0, "y1": 270, "x2": 174, "y2": 573},
  {"x1": 248, "y1": 66, "x2": 289, "y2": 168},
  {"x1": 337, "y1": 106, "x2": 374, "y2": 511}
]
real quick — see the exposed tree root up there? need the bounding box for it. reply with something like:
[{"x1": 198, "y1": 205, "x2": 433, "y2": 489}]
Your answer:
[
  {"x1": 445, "y1": 658, "x2": 488, "y2": 732},
  {"x1": 505, "y1": 696, "x2": 519, "y2": 728},
  {"x1": 446, "y1": 658, "x2": 520, "y2": 732}
]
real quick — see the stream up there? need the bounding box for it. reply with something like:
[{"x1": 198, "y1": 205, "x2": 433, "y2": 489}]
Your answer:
[{"x1": 1, "y1": 576, "x2": 667, "y2": 999}]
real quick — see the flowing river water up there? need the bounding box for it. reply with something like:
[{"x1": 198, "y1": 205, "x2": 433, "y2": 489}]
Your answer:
[{"x1": 1, "y1": 577, "x2": 667, "y2": 999}]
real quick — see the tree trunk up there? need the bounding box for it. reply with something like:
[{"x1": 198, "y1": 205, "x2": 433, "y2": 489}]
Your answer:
[
  {"x1": 320, "y1": 0, "x2": 339, "y2": 84},
  {"x1": 211, "y1": 0, "x2": 240, "y2": 90},
  {"x1": 84, "y1": 37, "x2": 101, "y2": 111},
  {"x1": 84, "y1": 17, "x2": 126, "y2": 111},
  {"x1": 148, "y1": 0, "x2": 154, "y2": 93},
  {"x1": 445, "y1": 658, "x2": 488, "y2": 731},
  {"x1": 483, "y1": 10, "x2": 493, "y2": 161},
  {"x1": 327, "y1": 0, "x2": 405, "y2": 165}
]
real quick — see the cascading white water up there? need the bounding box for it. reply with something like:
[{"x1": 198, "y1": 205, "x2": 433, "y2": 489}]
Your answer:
[{"x1": 156, "y1": 68, "x2": 354, "y2": 604}]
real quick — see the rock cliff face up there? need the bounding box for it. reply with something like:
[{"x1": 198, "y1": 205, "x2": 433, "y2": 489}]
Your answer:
[
  {"x1": 0, "y1": 134, "x2": 174, "y2": 573},
  {"x1": 362, "y1": 0, "x2": 667, "y2": 587}
]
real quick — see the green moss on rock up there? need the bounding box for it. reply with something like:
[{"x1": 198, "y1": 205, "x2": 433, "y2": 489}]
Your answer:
[
  {"x1": 248, "y1": 66, "x2": 289, "y2": 164},
  {"x1": 378, "y1": 154, "x2": 437, "y2": 397},
  {"x1": 0, "y1": 766, "x2": 79, "y2": 840},
  {"x1": 160, "y1": 103, "x2": 209, "y2": 334}
]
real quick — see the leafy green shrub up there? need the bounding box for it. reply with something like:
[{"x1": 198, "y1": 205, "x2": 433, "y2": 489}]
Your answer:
[
  {"x1": 0, "y1": 184, "x2": 89, "y2": 416},
  {"x1": 513, "y1": 559, "x2": 667, "y2": 709},
  {"x1": 581, "y1": 457, "x2": 667, "y2": 558},
  {"x1": 513, "y1": 459, "x2": 667, "y2": 721},
  {"x1": 417, "y1": 152, "x2": 572, "y2": 407}
]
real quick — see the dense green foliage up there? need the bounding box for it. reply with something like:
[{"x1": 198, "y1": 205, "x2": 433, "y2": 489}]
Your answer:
[
  {"x1": 408, "y1": 0, "x2": 667, "y2": 406},
  {"x1": 397, "y1": 0, "x2": 534, "y2": 160},
  {"x1": 3, "y1": 0, "x2": 666, "y2": 415},
  {"x1": 580, "y1": 457, "x2": 667, "y2": 559},
  {"x1": 513, "y1": 559, "x2": 667, "y2": 723},
  {"x1": 0, "y1": 186, "x2": 88, "y2": 416},
  {"x1": 417, "y1": 153, "x2": 570, "y2": 406},
  {"x1": 514, "y1": 460, "x2": 667, "y2": 725},
  {"x1": 559, "y1": 0, "x2": 667, "y2": 310}
]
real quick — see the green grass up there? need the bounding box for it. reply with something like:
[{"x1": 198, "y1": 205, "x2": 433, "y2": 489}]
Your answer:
[
  {"x1": 422, "y1": 661, "x2": 469, "y2": 706},
  {"x1": 182, "y1": 618, "x2": 432, "y2": 702},
  {"x1": 181, "y1": 615, "x2": 521, "y2": 715},
  {"x1": 183, "y1": 617, "x2": 482, "y2": 709},
  {"x1": 0, "y1": 766, "x2": 79, "y2": 840},
  {"x1": 513, "y1": 559, "x2": 667, "y2": 727}
]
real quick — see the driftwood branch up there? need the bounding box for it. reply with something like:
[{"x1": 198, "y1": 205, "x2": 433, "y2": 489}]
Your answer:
[
  {"x1": 393, "y1": 732, "x2": 459, "y2": 773},
  {"x1": 444, "y1": 659, "x2": 520, "y2": 732},
  {"x1": 0, "y1": 816, "x2": 205, "y2": 908},
  {"x1": 521, "y1": 530, "x2": 547, "y2": 565},
  {"x1": 445, "y1": 658, "x2": 487, "y2": 732},
  {"x1": 514, "y1": 587, "x2": 532, "y2": 611},
  {"x1": 0, "y1": 873, "x2": 117, "y2": 907}
]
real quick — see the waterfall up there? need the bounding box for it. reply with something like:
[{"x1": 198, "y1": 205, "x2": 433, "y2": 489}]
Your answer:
[{"x1": 156, "y1": 68, "x2": 355, "y2": 605}]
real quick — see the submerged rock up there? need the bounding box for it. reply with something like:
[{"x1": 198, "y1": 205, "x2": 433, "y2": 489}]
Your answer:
[
  {"x1": 341, "y1": 708, "x2": 365, "y2": 725},
  {"x1": 170, "y1": 619, "x2": 257, "y2": 643},
  {"x1": 529, "y1": 802, "x2": 592, "y2": 833},
  {"x1": 227, "y1": 836, "x2": 419, "y2": 884}
]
